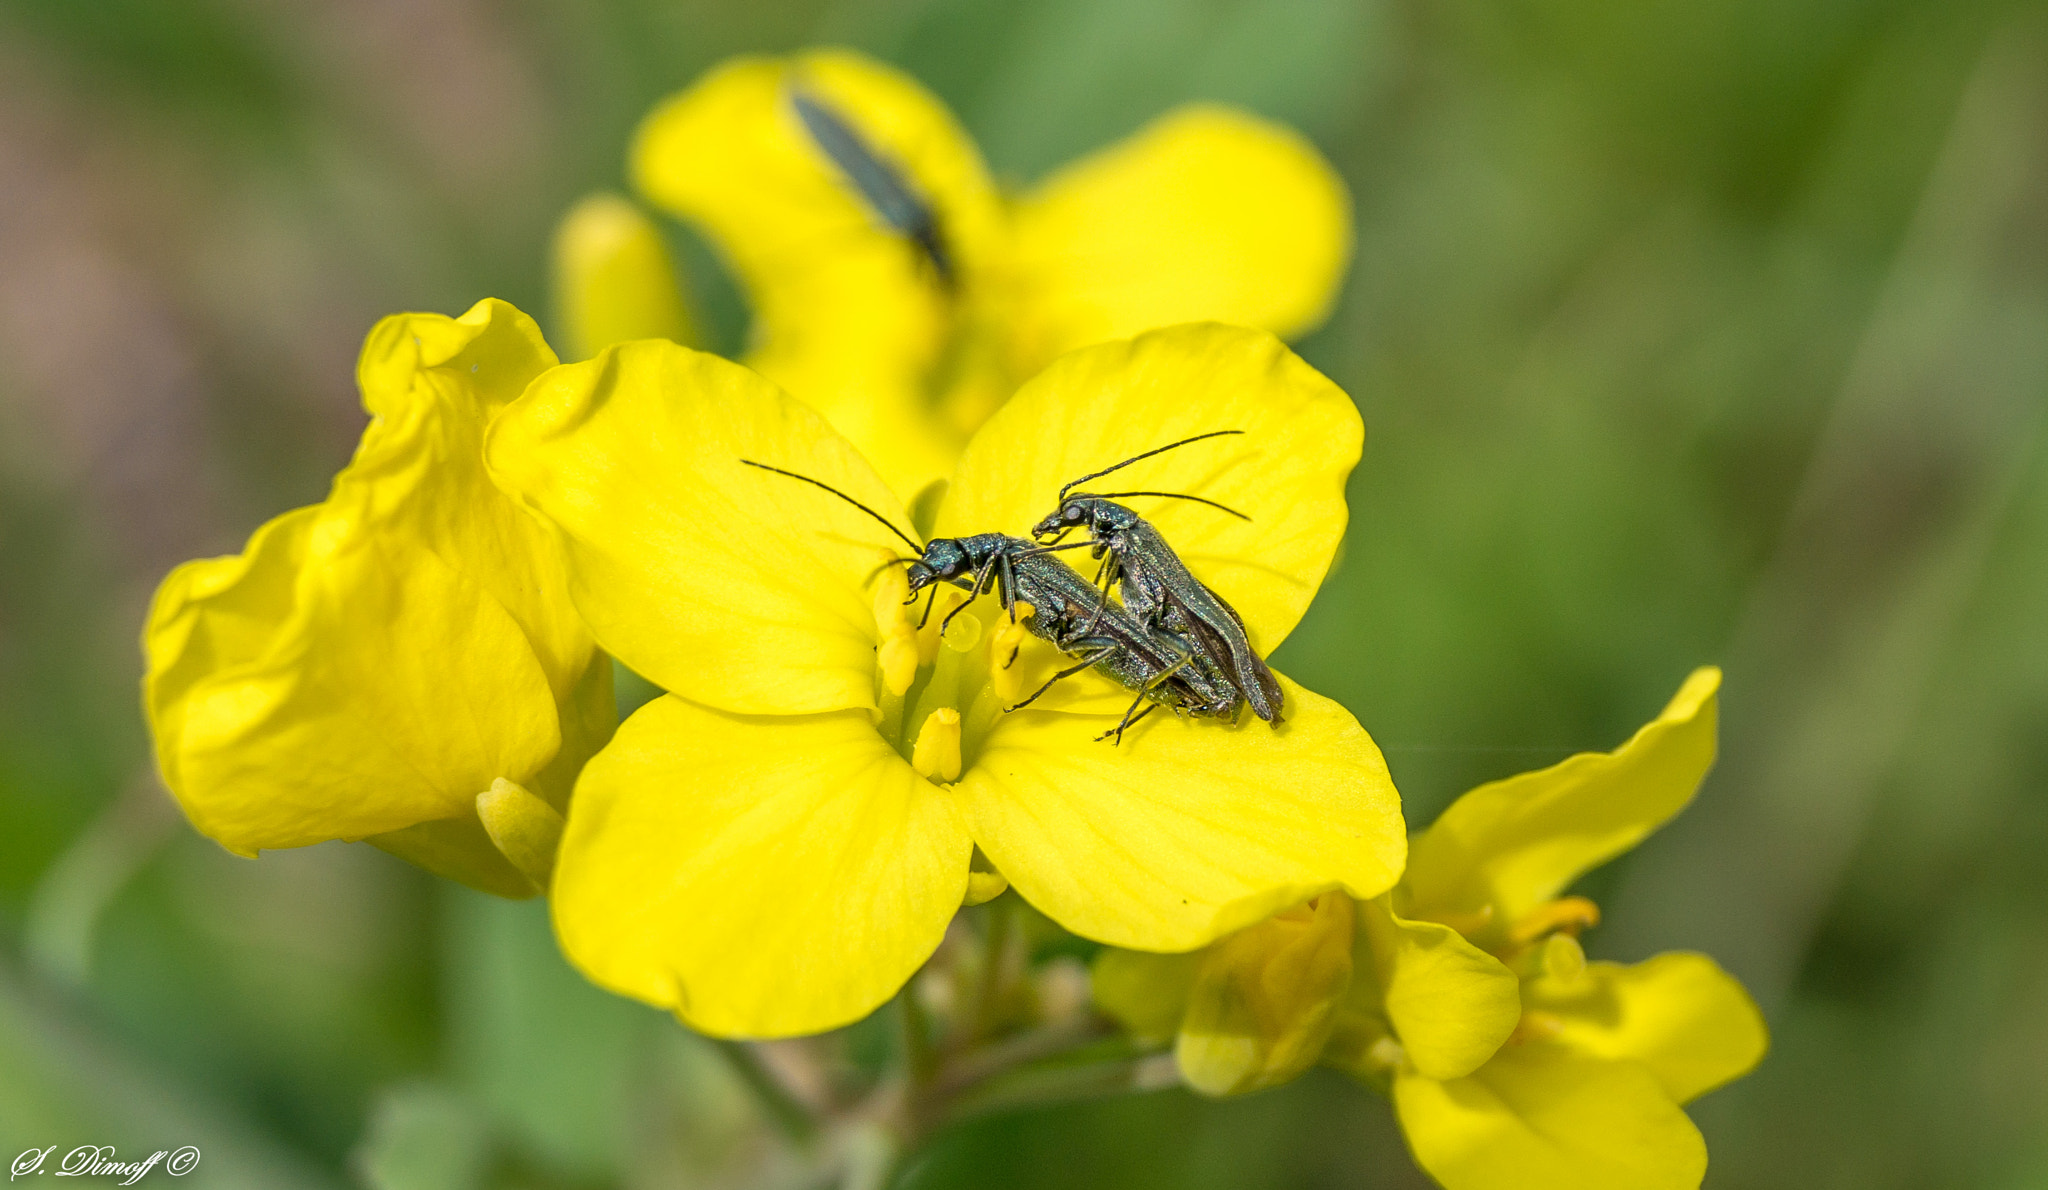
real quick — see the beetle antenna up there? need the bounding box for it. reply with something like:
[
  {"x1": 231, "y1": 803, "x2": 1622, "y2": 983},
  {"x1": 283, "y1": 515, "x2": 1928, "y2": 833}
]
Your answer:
[
  {"x1": 740, "y1": 459, "x2": 925, "y2": 553},
  {"x1": 1077, "y1": 490, "x2": 1251, "y2": 521},
  {"x1": 1057, "y1": 430, "x2": 1246, "y2": 501}
]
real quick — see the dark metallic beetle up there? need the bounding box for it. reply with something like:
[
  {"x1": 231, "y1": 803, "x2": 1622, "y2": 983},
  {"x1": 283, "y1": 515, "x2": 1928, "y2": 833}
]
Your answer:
[
  {"x1": 786, "y1": 85, "x2": 954, "y2": 289},
  {"x1": 1031, "y1": 431, "x2": 1286, "y2": 725}
]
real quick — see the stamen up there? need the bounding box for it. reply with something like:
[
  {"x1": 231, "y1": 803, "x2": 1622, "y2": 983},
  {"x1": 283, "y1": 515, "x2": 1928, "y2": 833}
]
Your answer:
[
  {"x1": 872, "y1": 553, "x2": 920, "y2": 696},
  {"x1": 1539, "y1": 932, "x2": 1586, "y2": 984},
  {"x1": 988, "y1": 601, "x2": 1036, "y2": 703},
  {"x1": 1508, "y1": 896, "x2": 1601, "y2": 945},
  {"x1": 911, "y1": 707, "x2": 963, "y2": 783}
]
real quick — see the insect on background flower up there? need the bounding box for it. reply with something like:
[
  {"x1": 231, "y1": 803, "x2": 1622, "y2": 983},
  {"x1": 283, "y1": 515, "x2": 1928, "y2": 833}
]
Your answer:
[
  {"x1": 552, "y1": 48, "x2": 1354, "y2": 503},
  {"x1": 142, "y1": 301, "x2": 614, "y2": 896},
  {"x1": 483, "y1": 319, "x2": 1405, "y2": 1038},
  {"x1": 1096, "y1": 668, "x2": 1768, "y2": 1190}
]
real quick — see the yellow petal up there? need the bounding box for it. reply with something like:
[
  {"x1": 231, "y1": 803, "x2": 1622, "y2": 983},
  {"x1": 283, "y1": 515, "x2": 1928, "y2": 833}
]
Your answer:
[
  {"x1": 1176, "y1": 894, "x2": 1353, "y2": 1096},
  {"x1": 1402, "y1": 668, "x2": 1721, "y2": 935},
  {"x1": 1011, "y1": 105, "x2": 1351, "y2": 362},
  {"x1": 160, "y1": 525, "x2": 561, "y2": 853},
  {"x1": 144, "y1": 301, "x2": 602, "y2": 869},
  {"x1": 144, "y1": 504, "x2": 320, "y2": 803},
  {"x1": 1355, "y1": 896, "x2": 1521, "y2": 1081},
  {"x1": 631, "y1": 50, "x2": 1002, "y2": 498},
  {"x1": 1091, "y1": 949, "x2": 1201, "y2": 1045},
  {"x1": 486, "y1": 339, "x2": 914, "y2": 717},
  {"x1": 550, "y1": 192, "x2": 696, "y2": 360},
  {"x1": 1393, "y1": 1045, "x2": 1707, "y2": 1190},
  {"x1": 957, "y1": 675, "x2": 1403, "y2": 952},
  {"x1": 1524, "y1": 953, "x2": 1768, "y2": 1104},
  {"x1": 350, "y1": 299, "x2": 609, "y2": 804},
  {"x1": 551, "y1": 695, "x2": 971, "y2": 1037},
  {"x1": 938, "y1": 323, "x2": 1360, "y2": 652}
]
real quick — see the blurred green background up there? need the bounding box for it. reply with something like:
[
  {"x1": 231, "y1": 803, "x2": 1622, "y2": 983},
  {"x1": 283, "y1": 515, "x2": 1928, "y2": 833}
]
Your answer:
[{"x1": 3, "y1": 0, "x2": 2046, "y2": 1186}]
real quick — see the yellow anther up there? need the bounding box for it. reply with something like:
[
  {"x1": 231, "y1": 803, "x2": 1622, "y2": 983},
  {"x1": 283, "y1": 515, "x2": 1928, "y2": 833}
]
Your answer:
[
  {"x1": 1539, "y1": 932, "x2": 1586, "y2": 984},
  {"x1": 872, "y1": 555, "x2": 920, "y2": 696},
  {"x1": 878, "y1": 635, "x2": 919, "y2": 697},
  {"x1": 911, "y1": 708, "x2": 962, "y2": 783},
  {"x1": 988, "y1": 605, "x2": 1036, "y2": 703},
  {"x1": 475, "y1": 778, "x2": 565, "y2": 892},
  {"x1": 1508, "y1": 896, "x2": 1601, "y2": 945}
]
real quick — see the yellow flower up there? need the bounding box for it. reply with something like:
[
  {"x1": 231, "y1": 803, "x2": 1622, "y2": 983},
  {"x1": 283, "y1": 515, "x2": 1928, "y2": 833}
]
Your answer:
[
  {"x1": 1097, "y1": 668, "x2": 1768, "y2": 1190},
  {"x1": 483, "y1": 321, "x2": 1404, "y2": 1038},
  {"x1": 562, "y1": 48, "x2": 1351, "y2": 501},
  {"x1": 142, "y1": 300, "x2": 614, "y2": 897}
]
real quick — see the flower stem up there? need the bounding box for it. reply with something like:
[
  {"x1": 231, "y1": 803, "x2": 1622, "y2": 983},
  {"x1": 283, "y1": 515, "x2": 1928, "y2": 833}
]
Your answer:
[
  {"x1": 707, "y1": 1038, "x2": 820, "y2": 1147},
  {"x1": 970, "y1": 898, "x2": 1012, "y2": 1040},
  {"x1": 937, "y1": 1046, "x2": 1178, "y2": 1126},
  {"x1": 898, "y1": 985, "x2": 938, "y2": 1087}
]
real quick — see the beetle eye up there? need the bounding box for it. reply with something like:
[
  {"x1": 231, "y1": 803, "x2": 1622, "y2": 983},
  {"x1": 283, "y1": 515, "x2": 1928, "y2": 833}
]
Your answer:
[{"x1": 1065, "y1": 506, "x2": 1082, "y2": 521}]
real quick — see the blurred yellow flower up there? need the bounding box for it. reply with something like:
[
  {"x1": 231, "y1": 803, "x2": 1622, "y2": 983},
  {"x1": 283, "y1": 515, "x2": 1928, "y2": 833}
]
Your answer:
[
  {"x1": 550, "y1": 192, "x2": 696, "y2": 362},
  {"x1": 484, "y1": 321, "x2": 1403, "y2": 1038},
  {"x1": 1097, "y1": 668, "x2": 1767, "y2": 1190},
  {"x1": 142, "y1": 300, "x2": 614, "y2": 897},
  {"x1": 557, "y1": 48, "x2": 1352, "y2": 502}
]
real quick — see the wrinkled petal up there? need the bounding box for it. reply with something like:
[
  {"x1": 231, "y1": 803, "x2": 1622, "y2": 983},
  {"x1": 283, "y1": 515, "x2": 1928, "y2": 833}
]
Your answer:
[
  {"x1": 1403, "y1": 668, "x2": 1721, "y2": 935},
  {"x1": 551, "y1": 695, "x2": 971, "y2": 1038},
  {"x1": 1394, "y1": 1044, "x2": 1707, "y2": 1190},
  {"x1": 957, "y1": 675, "x2": 1403, "y2": 952},
  {"x1": 144, "y1": 504, "x2": 318, "y2": 802},
  {"x1": 1011, "y1": 105, "x2": 1350, "y2": 362},
  {"x1": 632, "y1": 50, "x2": 1001, "y2": 497},
  {"x1": 1177, "y1": 893, "x2": 1353, "y2": 1096},
  {"x1": 938, "y1": 324, "x2": 1360, "y2": 652},
  {"x1": 1524, "y1": 953, "x2": 1768, "y2": 1104},
  {"x1": 1091, "y1": 949, "x2": 1200, "y2": 1045},
  {"x1": 550, "y1": 192, "x2": 696, "y2": 360},
  {"x1": 144, "y1": 301, "x2": 605, "y2": 883},
  {"x1": 487, "y1": 339, "x2": 915, "y2": 717},
  {"x1": 1356, "y1": 896, "x2": 1521, "y2": 1081},
  {"x1": 350, "y1": 299, "x2": 610, "y2": 803},
  {"x1": 160, "y1": 526, "x2": 561, "y2": 854}
]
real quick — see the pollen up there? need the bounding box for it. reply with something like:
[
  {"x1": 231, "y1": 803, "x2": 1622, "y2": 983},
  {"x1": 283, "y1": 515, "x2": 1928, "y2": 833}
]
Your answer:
[
  {"x1": 1508, "y1": 895, "x2": 1601, "y2": 945},
  {"x1": 911, "y1": 707, "x2": 963, "y2": 783},
  {"x1": 872, "y1": 554, "x2": 920, "y2": 696}
]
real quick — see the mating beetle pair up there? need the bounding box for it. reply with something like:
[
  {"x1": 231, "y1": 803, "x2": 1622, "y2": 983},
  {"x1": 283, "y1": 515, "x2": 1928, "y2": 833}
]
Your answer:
[
  {"x1": 1027, "y1": 430, "x2": 1285, "y2": 726},
  {"x1": 744, "y1": 429, "x2": 1280, "y2": 744}
]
